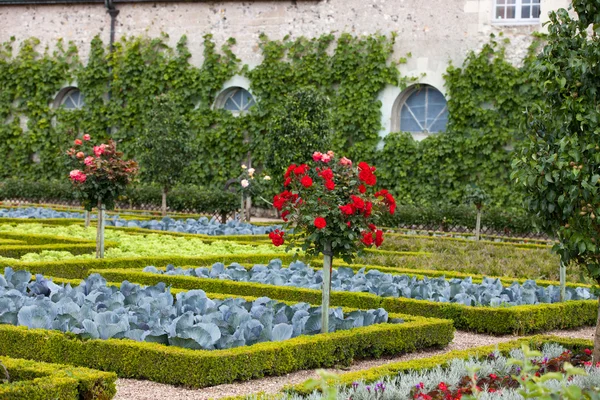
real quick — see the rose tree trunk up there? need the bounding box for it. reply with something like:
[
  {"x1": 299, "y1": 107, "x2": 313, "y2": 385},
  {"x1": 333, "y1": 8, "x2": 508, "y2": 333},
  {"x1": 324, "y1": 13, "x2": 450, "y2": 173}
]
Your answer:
[
  {"x1": 321, "y1": 241, "x2": 332, "y2": 334},
  {"x1": 95, "y1": 202, "x2": 105, "y2": 259}
]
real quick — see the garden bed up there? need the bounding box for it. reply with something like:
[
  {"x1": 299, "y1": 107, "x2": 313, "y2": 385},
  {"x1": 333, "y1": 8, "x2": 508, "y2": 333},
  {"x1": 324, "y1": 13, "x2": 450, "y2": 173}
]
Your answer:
[
  {"x1": 0, "y1": 269, "x2": 454, "y2": 387},
  {"x1": 92, "y1": 260, "x2": 598, "y2": 334},
  {"x1": 0, "y1": 355, "x2": 116, "y2": 399},
  {"x1": 287, "y1": 336, "x2": 597, "y2": 399}
]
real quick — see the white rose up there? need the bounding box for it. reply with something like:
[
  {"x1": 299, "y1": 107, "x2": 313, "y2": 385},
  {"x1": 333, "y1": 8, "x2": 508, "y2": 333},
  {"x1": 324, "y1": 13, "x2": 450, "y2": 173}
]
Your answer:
[
  {"x1": 241, "y1": 179, "x2": 249, "y2": 188},
  {"x1": 248, "y1": 168, "x2": 255, "y2": 176},
  {"x1": 241, "y1": 164, "x2": 247, "y2": 169},
  {"x1": 263, "y1": 175, "x2": 271, "y2": 181}
]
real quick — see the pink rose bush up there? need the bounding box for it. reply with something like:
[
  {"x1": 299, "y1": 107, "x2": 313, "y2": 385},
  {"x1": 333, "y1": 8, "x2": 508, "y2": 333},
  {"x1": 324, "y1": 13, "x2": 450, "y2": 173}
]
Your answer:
[{"x1": 66, "y1": 135, "x2": 137, "y2": 211}]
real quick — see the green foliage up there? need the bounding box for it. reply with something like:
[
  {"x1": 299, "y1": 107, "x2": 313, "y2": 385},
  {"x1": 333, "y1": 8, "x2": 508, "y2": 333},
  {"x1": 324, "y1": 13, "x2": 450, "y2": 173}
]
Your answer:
[
  {"x1": 465, "y1": 184, "x2": 490, "y2": 210},
  {"x1": 0, "y1": 179, "x2": 239, "y2": 214},
  {"x1": 511, "y1": 4, "x2": 600, "y2": 282},
  {"x1": 0, "y1": 313, "x2": 452, "y2": 388},
  {"x1": 0, "y1": 355, "x2": 116, "y2": 400},
  {"x1": 137, "y1": 93, "x2": 193, "y2": 192},
  {"x1": 264, "y1": 87, "x2": 333, "y2": 184},
  {"x1": 0, "y1": 31, "x2": 544, "y2": 208},
  {"x1": 379, "y1": 36, "x2": 538, "y2": 207},
  {"x1": 379, "y1": 204, "x2": 540, "y2": 235}
]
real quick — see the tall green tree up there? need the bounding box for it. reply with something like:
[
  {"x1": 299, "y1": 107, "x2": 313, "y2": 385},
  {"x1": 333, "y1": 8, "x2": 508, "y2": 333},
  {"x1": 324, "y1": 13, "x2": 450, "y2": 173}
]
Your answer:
[
  {"x1": 262, "y1": 87, "x2": 333, "y2": 186},
  {"x1": 137, "y1": 93, "x2": 193, "y2": 216},
  {"x1": 512, "y1": 1, "x2": 600, "y2": 359}
]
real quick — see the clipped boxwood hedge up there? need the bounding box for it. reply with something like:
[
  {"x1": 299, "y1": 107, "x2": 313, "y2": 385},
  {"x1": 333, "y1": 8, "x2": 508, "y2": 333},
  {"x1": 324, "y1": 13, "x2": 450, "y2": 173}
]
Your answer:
[
  {"x1": 1, "y1": 253, "x2": 295, "y2": 279},
  {"x1": 92, "y1": 267, "x2": 597, "y2": 335},
  {"x1": 0, "y1": 242, "x2": 117, "y2": 259},
  {"x1": 0, "y1": 355, "x2": 116, "y2": 400},
  {"x1": 287, "y1": 335, "x2": 593, "y2": 395},
  {"x1": 0, "y1": 313, "x2": 453, "y2": 388},
  {"x1": 0, "y1": 231, "x2": 93, "y2": 245}
]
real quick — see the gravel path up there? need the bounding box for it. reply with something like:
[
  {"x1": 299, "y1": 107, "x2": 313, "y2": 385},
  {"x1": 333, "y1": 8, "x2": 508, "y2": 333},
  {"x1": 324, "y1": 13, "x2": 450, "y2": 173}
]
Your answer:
[{"x1": 113, "y1": 327, "x2": 595, "y2": 400}]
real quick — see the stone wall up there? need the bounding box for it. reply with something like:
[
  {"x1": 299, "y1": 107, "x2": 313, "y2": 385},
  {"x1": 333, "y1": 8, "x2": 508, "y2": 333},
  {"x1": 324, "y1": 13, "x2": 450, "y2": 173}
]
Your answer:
[{"x1": 0, "y1": 0, "x2": 571, "y2": 138}]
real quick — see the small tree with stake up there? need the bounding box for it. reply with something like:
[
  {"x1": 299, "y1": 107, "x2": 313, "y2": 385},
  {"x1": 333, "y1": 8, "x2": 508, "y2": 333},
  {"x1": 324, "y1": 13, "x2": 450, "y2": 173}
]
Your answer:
[
  {"x1": 66, "y1": 136, "x2": 137, "y2": 258},
  {"x1": 269, "y1": 151, "x2": 396, "y2": 333},
  {"x1": 465, "y1": 184, "x2": 489, "y2": 241},
  {"x1": 512, "y1": 1, "x2": 600, "y2": 360},
  {"x1": 137, "y1": 93, "x2": 193, "y2": 216}
]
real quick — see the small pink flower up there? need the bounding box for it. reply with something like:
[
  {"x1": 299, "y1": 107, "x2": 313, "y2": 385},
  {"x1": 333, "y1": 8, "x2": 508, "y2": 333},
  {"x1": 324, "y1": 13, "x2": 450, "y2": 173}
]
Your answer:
[
  {"x1": 340, "y1": 157, "x2": 352, "y2": 166},
  {"x1": 321, "y1": 154, "x2": 331, "y2": 163},
  {"x1": 69, "y1": 170, "x2": 87, "y2": 183},
  {"x1": 76, "y1": 152, "x2": 84, "y2": 159},
  {"x1": 93, "y1": 144, "x2": 107, "y2": 157},
  {"x1": 312, "y1": 151, "x2": 323, "y2": 162},
  {"x1": 74, "y1": 139, "x2": 82, "y2": 146},
  {"x1": 83, "y1": 134, "x2": 91, "y2": 141},
  {"x1": 84, "y1": 156, "x2": 94, "y2": 166}
]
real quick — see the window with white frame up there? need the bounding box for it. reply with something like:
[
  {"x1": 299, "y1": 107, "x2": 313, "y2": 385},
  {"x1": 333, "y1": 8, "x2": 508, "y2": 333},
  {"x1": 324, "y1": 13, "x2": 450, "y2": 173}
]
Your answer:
[
  {"x1": 494, "y1": 0, "x2": 540, "y2": 23},
  {"x1": 396, "y1": 85, "x2": 448, "y2": 134},
  {"x1": 216, "y1": 87, "x2": 256, "y2": 114},
  {"x1": 56, "y1": 87, "x2": 85, "y2": 110}
]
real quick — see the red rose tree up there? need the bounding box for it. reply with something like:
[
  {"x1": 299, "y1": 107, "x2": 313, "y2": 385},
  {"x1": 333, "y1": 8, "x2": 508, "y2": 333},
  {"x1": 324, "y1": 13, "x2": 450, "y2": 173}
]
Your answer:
[
  {"x1": 270, "y1": 150, "x2": 395, "y2": 332},
  {"x1": 66, "y1": 136, "x2": 138, "y2": 258}
]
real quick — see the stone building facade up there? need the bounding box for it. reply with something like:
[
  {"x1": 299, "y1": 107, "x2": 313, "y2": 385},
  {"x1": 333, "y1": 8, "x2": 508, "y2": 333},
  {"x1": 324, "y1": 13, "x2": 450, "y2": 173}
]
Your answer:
[{"x1": 0, "y1": 0, "x2": 570, "y2": 139}]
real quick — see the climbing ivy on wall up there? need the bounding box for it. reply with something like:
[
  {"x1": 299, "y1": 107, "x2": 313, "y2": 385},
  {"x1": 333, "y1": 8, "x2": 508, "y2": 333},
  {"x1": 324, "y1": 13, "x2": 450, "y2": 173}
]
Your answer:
[
  {"x1": 378, "y1": 35, "x2": 542, "y2": 207},
  {"x1": 0, "y1": 31, "x2": 541, "y2": 206}
]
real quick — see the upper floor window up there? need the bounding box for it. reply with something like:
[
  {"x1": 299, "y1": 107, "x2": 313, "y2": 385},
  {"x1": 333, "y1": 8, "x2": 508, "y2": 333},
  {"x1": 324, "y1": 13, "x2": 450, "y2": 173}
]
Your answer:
[
  {"x1": 55, "y1": 87, "x2": 85, "y2": 110},
  {"x1": 215, "y1": 87, "x2": 256, "y2": 115},
  {"x1": 396, "y1": 85, "x2": 448, "y2": 135},
  {"x1": 494, "y1": 0, "x2": 540, "y2": 24}
]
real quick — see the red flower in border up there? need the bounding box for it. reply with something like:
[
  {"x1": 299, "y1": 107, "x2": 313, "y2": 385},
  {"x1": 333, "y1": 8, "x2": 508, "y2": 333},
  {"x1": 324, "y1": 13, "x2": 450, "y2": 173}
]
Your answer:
[
  {"x1": 324, "y1": 179, "x2": 335, "y2": 191},
  {"x1": 350, "y1": 195, "x2": 365, "y2": 211},
  {"x1": 284, "y1": 164, "x2": 297, "y2": 179},
  {"x1": 438, "y1": 382, "x2": 448, "y2": 392},
  {"x1": 358, "y1": 184, "x2": 367, "y2": 194},
  {"x1": 314, "y1": 217, "x2": 327, "y2": 229}
]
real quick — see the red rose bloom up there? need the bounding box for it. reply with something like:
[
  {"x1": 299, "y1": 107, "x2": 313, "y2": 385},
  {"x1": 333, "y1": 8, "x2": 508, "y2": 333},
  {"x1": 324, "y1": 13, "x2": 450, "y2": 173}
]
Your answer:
[
  {"x1": 358, "y1": 184, "x2": 366, "y2": 194},
  {"x1": 339, "y1": 204, "x2": 355, "y2": 215},
  {"x1": 281, "y1": 210, "x2": 290, "y2": 222},
  {"x1": 284, "y1": 177, "x2": 292, "y2": 187},
  {"x1": 358, "y1": 162, "x2": 377, "y2": 186},
  {"x1": 361, "y1": 231, "x2": 374, "y2": 246},
  {"x1": 269, "y1": 230, "x2": 285, "y2": 246},
  {"x1": 294, "y1": 164, "x2": 309, "y2": 176},
  {"x1": 314, "y1": 217, "x2": 327, "y2": 229},
  {"x1": 300, "y1": 175, "x2": 313, "y2": 188},
  {"x1": 324, "y1": 179, "x2": 335, "y2": 190},
  {"x1": 369, "y1": 223, "x2": 377, "y2": 231},
  {"x1": 350, "y1": 195, "x2": 365, "y2": 211},
  {"x1": 74, "y1": 139, "x2": 82, "y2": 146},
  {"x1": 319, "y1": 168, "x2": 334, "y2": 180},
  {"x1": 284, "y1": 164, "x2": 297, "y2": 179},
  {"x1": 346, "y1": 221, "x2": 351, "y2": 227},
  {"x1": 375, "y1": 230, "x2": 384, "y2": 247},
  {"x1": 365, "y1": 201, "x2": 373, "y2": 217}
]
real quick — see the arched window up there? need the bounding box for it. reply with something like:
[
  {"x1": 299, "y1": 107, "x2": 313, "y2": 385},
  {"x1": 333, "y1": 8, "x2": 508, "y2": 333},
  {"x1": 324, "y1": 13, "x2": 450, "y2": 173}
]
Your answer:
[
  {"x1": 216, "y1": 87, "x2": 256, "y2": 114},
  {"x1": 395, "y1": 85, "x2": 448, "y2": 134},
  {"x1": 55, "y1": 87, "x2": 85, "y2": 110}
]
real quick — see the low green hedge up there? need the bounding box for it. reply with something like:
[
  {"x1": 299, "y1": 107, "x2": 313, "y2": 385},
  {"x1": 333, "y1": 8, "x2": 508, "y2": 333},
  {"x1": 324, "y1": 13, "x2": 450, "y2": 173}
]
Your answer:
[
  {"x1": 2, "y1": 253, "x2": 296, "y2": 279},
  {"x1": 0, "y1": 355, "x2": 116, "y2": 399},
  {"x1": 92, "y1": 267, "x2": 597, "y2": 335},
  {"x1": 0, "y1": 231, "x2": 92, "y2": 245},
  {"x1": 0, "y1": 179, "x2": 239, "y2": 214},
  {"x1": 379, "y1": 204, "x2": 542, "y2": 236},
  {"x1": 384, "y1": 232, "x2": 552, "y2": 250},
  {"x1": 287, "y1": 335, "x2": 593, "y2": 395},
  {"x1": 0, "y1": 242, "x2": 117, "y2": 259},
  {"x1": 0, "y1": 314, "x2": 453, "y2": 388}
]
